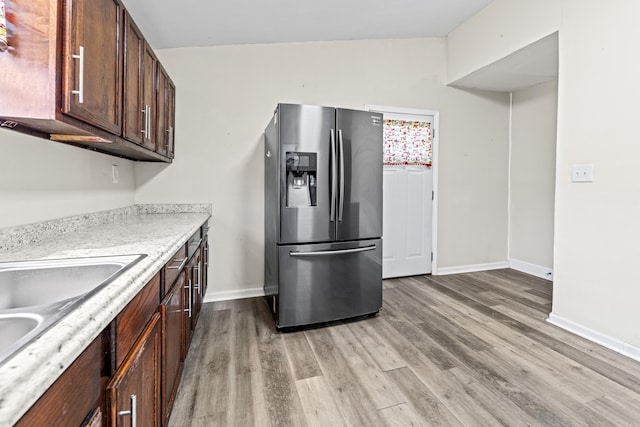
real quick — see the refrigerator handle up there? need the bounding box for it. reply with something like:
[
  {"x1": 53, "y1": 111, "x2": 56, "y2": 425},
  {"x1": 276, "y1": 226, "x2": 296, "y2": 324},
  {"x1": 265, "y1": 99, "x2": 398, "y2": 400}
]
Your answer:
[
  {"x1": 338, "y1": 129, "x2": 345, "y2": 221},
  {"x1": 290, "y1": 245, "x2": 376, "y2": 257},
  {"x1": 330, "y1": 129, "x2": 337, "y2": 222}
]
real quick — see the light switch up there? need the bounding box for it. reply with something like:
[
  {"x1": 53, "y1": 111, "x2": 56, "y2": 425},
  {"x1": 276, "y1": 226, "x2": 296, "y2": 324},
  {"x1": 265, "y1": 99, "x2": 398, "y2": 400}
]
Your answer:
[
  {"x1": 112, "y1": 164, "x2": 119, "y2": 184},
  {"x1": 571, "y1": 164, "x2": 594, "y2": 182}
]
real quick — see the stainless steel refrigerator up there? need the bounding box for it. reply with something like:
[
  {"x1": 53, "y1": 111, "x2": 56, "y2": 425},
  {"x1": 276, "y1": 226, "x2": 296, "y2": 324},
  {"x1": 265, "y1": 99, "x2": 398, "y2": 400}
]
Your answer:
[{"x1": 264, "y1": 104, "x2": 383, "y2": 328}]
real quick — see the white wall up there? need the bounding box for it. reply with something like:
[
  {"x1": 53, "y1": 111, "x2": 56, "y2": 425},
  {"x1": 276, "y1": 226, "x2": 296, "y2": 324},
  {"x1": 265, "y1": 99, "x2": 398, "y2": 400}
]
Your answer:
[
  {"x1": 436, "y1": 88, "x2": 509, "y2": 268},
  {"x1": 553, "y1": 0, "x2": 640, "y2": 348},
  {"x1": 0, "y1": 129, "x2": 135, "y2": 228},
  {"x1": 135, "y1": 38, "x2": 510, "y2": 297},
  {"x1": 510, "y1": 80, "x2": 557, "y2": 271},
  {"x1": 450, "y1": 0, "x2": 640, "y2": 350}
]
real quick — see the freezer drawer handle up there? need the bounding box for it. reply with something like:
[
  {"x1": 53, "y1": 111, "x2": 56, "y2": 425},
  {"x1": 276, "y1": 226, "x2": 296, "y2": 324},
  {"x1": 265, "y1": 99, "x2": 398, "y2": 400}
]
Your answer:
[{"x1": 290, "y1": 245, "x2": 376, "y2": 257}]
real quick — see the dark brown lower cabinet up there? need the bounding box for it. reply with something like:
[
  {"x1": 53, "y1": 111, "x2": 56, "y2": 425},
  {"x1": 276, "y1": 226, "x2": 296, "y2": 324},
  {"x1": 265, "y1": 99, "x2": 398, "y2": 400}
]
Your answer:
[
  {"x1": 15, "y1": 224, "x2": 209, "y2": 426},
  {"x1": 116, "y1": 273, "x2": 161, "y2": 367},
  {"x1": 190, "y1": 247, "x2": 204, "y2": 332},
  {"x1": 161, "y1": 271, "x2": 186, "y2": 424},
  {"x1": 203, "y1": 240, "x2": 209, "y2": 297},
  {"x1": 106, "y1": 312, "x2": 162, "y2": 427},
  {"x1": 182, "y1": 257, "x2": 194, "y2": 358}
]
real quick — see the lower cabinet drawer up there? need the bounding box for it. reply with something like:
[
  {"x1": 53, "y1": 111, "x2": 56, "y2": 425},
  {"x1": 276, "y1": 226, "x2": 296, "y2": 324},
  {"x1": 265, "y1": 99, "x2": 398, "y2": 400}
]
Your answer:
[
  {"x1": 162, "y1": 245, "x2": 187, "y2": 297},
  {"x1": 186, "y1": 229, "x2": 202, "y2": 260},
  {"x1": 116, "y1": 273, "x2": 160, "y2": 367}
]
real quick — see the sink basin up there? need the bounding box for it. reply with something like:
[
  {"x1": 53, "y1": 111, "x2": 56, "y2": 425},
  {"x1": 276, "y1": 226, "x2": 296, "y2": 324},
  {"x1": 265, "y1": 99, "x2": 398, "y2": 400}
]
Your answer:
[
  {"x1": 0, "y1": 254, "x2": 146, "y2": 365},
  {"x1": 0, "y1": 255, "x2": 145, "y2": 310},
  {"x1": 0, "y1": 313, "x2": 43, "y2": 356}
]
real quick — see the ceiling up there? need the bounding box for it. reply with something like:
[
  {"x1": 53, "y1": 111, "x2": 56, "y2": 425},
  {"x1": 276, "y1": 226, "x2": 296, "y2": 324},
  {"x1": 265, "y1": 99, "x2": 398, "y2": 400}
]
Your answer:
[{"x1": 120, "y1": 0, "x2": 494, "y2": 49}]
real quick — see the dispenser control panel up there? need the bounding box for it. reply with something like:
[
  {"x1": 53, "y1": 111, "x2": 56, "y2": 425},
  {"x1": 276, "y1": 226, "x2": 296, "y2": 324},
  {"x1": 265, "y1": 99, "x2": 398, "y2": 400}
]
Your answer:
[
  {"x1": 285, "y1": 152, "x2": 317, "y2": 207},
  {"x1": 286, "y1": 152, "x2": 316, "y2": 171}
]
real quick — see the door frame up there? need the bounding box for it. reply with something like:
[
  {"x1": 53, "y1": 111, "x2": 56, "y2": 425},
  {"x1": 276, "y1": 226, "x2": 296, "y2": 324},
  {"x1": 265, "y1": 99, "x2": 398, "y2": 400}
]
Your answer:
[{"x1": 365, "y1": 104, "x2": 440, "y2": 275}]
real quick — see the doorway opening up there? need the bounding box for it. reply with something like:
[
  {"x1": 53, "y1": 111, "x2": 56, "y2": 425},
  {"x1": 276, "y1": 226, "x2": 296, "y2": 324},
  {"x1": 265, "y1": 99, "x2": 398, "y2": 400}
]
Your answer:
[{"x1": 367, "y1": 105, "x2": 439, "y2": 279}]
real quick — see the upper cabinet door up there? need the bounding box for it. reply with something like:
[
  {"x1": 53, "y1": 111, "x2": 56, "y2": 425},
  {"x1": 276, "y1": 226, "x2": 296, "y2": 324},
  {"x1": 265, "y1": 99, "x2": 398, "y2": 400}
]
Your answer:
[
  {"x1": 123, "y1": 12, "x2": 157, "y2": 151},
  {"x1": 63, "y1": 0, "x2": 122, "y2": 134},
  {"x1": 156, "y1": 65, "x2": 176, "y2": 158},
  {"x1": 166, "y1": 80, "x2": 176, "y2": 159},
  {"x1": 122, "y1": 12, "x2": 144, "y2": 145},
  {"x1": 141, "y1": 42, "x2": 157, "y2": 151}
]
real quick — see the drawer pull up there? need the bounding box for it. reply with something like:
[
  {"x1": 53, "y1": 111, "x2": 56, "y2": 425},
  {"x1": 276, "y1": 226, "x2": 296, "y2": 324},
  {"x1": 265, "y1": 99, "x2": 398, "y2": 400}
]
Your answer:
[{"x1": 167, "y1": 256, "x2": 188, "y2": 270}]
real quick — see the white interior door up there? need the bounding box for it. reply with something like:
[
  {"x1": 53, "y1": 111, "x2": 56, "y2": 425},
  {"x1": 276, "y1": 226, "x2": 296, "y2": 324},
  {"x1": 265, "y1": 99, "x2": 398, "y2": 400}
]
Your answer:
[
  {"x1": 375, "y1": 109, "x2": 435, "y2": 279},
  {"x1": 383, "y1": 165, "x2": 433, "y2": 278}
]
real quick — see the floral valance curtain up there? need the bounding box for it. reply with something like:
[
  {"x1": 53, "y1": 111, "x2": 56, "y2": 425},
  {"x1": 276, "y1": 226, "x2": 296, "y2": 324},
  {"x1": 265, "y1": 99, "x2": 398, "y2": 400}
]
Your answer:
[
  {"x1": 383, "y1": 119, "x2": 432, "y2": 167},
  {"x1": 0, "y1": 0, "x2": 7, "y2": 52}
]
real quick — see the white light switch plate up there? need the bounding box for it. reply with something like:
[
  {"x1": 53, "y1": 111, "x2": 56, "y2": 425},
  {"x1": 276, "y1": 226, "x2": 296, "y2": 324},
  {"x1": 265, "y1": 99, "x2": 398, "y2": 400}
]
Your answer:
[
  {"x1": 572, "y1": 164, "x2": 594, "y2": 182},
  {"x1": 112, "y1": 164, "x2": 119, "y2": 184}
]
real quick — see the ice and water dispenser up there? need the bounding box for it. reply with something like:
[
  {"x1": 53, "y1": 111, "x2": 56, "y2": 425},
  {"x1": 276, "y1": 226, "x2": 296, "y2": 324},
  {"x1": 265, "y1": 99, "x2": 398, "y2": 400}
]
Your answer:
[{"x1": 285, "y1": 152, "x2": 317, "y2": 207}]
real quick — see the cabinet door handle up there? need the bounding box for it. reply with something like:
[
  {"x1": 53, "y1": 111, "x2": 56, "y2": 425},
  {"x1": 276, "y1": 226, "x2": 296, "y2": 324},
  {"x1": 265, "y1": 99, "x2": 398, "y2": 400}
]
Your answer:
[
  {"x1": 184, "y1": 279, "x2": 192, "y2": 317},
  {"x1": 147, "y1": 105, "x2": 152, "y2": 140},
  {"x1": 141, "y1": 107, "x2": 146, "y2": 137},
  {"x1": 118, "y1": 394, "x2": 137, "y2": 427},
  {"x1": 194, "y1": 265, "x2": 200, "y2": 293},
  {"x1": 167, "y1": 126, "x2": 174, "y2": 153},
  {"x1": 141, "y1": 105, "x2": 150, "y2": 139},
  {"x1": 71, "y1": 46, "x2": 85, "y2": 103}
]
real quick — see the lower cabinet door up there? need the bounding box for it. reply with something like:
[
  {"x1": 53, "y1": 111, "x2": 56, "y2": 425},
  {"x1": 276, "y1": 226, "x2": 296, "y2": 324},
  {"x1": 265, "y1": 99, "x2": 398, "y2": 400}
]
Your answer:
[
  {"x1": 107, "y1": 312, "x2": 161, "y2": 427},
  {"x1": 161, "y1": 272, "x2": 185, "y2": 424},
  {"x1": 191, "y1": 249, "x2": 203, "y2": 330}
]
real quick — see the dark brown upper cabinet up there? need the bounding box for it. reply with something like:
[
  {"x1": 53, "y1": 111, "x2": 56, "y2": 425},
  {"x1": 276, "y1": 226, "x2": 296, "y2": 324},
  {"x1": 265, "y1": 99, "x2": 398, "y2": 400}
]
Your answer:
[
  {"x1": 122, "y1": 13, "x2": 145, "y2": 146},
  {"x1": 0, "y1": 0, "x2": 174, "y2": 162},
  {"x1": 62, "y1": 0, "x2": 122, "y2": 135},
  {"x1": 156, "y1": 63, "x2": 176, "y2": 158},
  {"x1": 123, "y1": 13, "x2": 157, "y2": 152}
]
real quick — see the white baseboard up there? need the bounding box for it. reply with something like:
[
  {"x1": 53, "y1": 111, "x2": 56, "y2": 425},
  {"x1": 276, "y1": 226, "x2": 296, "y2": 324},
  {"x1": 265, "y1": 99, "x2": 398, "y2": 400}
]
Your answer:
[
  {"x1": 203, "y1": 286, "x2": 265, "y2": 303},
  {"x1": 435, "y1": 261, "x2": 509, "y2": 276},
  {"x1": 547, "y1": 313, "x2": 640, "y2": 363},
  {"x1": 509, "y1": 259, "x2": 553, "y2": 281}
]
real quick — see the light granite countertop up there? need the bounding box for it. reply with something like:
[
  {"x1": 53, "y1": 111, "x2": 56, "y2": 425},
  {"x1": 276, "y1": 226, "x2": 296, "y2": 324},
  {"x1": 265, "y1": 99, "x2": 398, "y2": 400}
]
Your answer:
[{"x1": 0, "y1": 206, "x2": 211, "y2": 426}]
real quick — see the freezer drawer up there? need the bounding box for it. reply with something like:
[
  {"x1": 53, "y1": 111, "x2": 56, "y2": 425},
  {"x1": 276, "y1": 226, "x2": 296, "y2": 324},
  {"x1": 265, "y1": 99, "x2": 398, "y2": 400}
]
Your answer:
[{"x1": 275, "y1": 239, "x2": 382, "y2": 328}]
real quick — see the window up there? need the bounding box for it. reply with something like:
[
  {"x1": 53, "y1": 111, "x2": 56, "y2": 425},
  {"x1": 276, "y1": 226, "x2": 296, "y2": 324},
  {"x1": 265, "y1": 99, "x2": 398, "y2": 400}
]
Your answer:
[{"x1": 383, "y1": 119, "x2": 432, "y2": 166}]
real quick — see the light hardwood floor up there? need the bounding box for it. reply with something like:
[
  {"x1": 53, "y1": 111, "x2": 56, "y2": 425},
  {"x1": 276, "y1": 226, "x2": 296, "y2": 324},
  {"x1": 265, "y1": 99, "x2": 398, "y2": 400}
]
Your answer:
[{"x1": 168, "y1": 269, "x2": 640, "y2": 426}]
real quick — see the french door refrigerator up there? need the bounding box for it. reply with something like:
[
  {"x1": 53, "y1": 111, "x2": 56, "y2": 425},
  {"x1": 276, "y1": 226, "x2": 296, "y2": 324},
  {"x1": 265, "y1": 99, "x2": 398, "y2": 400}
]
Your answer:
[{"x1": 264, "y1": 104, "x2": 383, "y2": 328}]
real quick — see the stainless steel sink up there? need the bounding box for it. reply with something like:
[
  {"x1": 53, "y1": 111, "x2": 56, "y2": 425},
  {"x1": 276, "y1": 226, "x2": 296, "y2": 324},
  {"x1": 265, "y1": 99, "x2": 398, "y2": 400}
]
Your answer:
[
  {"x1": 0, "y1": 313, "x2": 43, "y2": 355},
  {"x1": 0, "y1": 254, "x2": 146, "y2": 365}
]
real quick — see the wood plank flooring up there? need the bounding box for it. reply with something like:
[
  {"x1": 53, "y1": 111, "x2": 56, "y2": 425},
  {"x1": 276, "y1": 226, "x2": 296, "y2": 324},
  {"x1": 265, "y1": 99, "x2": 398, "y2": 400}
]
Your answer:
[{"x1": 168, "y1": 269, "x2": 640, "y2": 426}]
